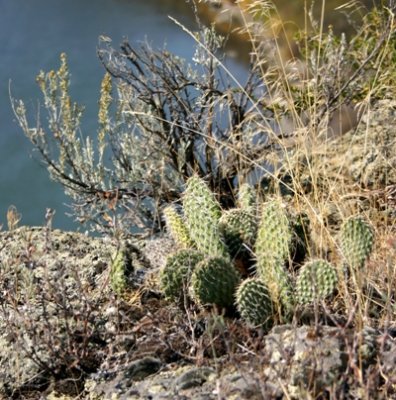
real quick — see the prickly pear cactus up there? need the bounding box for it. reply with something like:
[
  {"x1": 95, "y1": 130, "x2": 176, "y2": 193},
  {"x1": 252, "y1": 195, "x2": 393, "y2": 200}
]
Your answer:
[
  {"x1": 296, "y1": 260, "x2": 338, "y2": 305},
  {"x1": 190, "y1": 257, "x2": 240, "y2": 308},
  {"x1": 110, "y1": 244, "x2": 134, "y2": 295},
  {"x1": 255, "y1": 199, "x2": 294, "y2": 317},
  {"x1": 340, "y1": 216, "x2": 374, "y2": 269},
  {"x1": 183, "y1": 175, "x2": 227, "y2": 257},
  {"x1": 219, "y1": 208, "x2": 257, "y2": 257},
  {"x1": 237, "y1": 183, "x2": 256, "y2": 210},
  {"x1": 163, "y1": 205, "x2": 194, "y2": 249},
  {"x1": 160, "y1": 250, "x2": 205, "y2": 302},
  {"x1": 236, "y1": 278, "x2": 273, "y2": 328}
]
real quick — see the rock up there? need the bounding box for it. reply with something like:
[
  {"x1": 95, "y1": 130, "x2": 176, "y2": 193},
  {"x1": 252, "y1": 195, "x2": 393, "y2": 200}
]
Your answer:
[
  {"x1": 0, "y1": 226, "x2": 116, "y2": 396},
  {"x1": 174, "y1": 367, "x2": 215, "y2": 391},
  {"x1": 123, "y1": 357, "x2": 162, "y2": 381}
]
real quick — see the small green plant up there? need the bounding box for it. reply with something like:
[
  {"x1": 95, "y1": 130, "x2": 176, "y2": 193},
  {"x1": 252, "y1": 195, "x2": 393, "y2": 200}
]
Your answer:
[
  {"x1": 159, "y1": 249, "x2": 205, "y2": 302},
  {"x1": 190, "y1": 256, "x2": 241, "y2": 308},
  {"x1": 235, "y1": 278, "x2": 273, "y2": 328},
  {"x1": 110, "y1": 244, "x2": 134, "y2": 295},
  {"x1": 296, "y1": 259, "x2": 338, "y2": 305},
  {"x1": 340, "y1": 216, "x2": 374, "y2": 270}
]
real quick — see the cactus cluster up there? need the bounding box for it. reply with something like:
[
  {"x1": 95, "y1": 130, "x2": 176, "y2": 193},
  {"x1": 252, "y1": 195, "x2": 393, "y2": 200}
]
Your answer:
[{"x1": 157, "y1": 176, "x2": 375, "y2": 330}]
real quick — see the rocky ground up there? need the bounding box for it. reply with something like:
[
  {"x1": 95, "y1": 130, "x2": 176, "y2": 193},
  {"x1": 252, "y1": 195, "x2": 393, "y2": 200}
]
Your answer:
[{"x1": 0, "y1": 225, "x2": 395, "y2": 399}]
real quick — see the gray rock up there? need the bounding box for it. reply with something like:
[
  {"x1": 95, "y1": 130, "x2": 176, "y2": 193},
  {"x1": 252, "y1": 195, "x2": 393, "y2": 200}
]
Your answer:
[
  {"x1": 174, "y1": 367, "x2": 215, "y2": 391},
  {"x1": 123, "y1": 357, "x2": 163, "y2": 381}
]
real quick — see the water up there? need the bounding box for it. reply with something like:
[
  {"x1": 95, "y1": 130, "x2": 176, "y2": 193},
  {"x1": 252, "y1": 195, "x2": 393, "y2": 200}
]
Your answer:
[{"x1": 0, "y1": 0, "x2": 248, "y2": 231}]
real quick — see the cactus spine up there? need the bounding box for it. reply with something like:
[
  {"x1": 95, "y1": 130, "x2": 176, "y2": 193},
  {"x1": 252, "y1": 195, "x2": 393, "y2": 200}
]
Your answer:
[
  {"x1": 160, "y1": 250, "x2": 205, "y2": 302},
  {"x1": 296, "y1": 260, "x2": 338, "y2": 305},
  {"x1": 183, "y1": 175, "x2": 227, "y2": 257},
  {"x1": 163, "y1": 205, "x2": 194, "y2": 249},
  {"x1": 255, "y1": 199, "x2": 294, "y2": 317},
  {"x1": 236, "y1": 278, "x2": 273, "y2": 328},
  {"x1": 190, "y1": 257, "x2": 240, "y2": 308},
  {"x1": 340, "y1": 216, "x2": 374, "y2": 269}
]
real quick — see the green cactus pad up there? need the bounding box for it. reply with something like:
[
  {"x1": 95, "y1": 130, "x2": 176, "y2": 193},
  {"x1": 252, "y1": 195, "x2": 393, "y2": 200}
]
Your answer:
[
  {"x1": 183, "y1": 175, "x2": 227, "y2": 257},
  {"x1": 296, "y1": 259, "x2": 338, "y2": 305},
  {"x1": 219, "y1": 208, "x2": 257, "y2": 257},
  {"x1": 256, "y1": 199, "x2": 292, "y2": 267},
  {"x1": 340, "y1": 216, "x2": 374, "y2": 269},
  {"x1": 237, "y1": 183, "x2": 256, "y2": 210},
  {"x1": 160, "y1": 250, "x2": 205, "y2": 302},
  {"x1": 110, "y1": 244, "x2": 134, "y2": 295},
  {"x1": 236, "y1": 278, "x2": 273, "y2": 328},
  {"x1": 255, "y1": 199, "x2": 294, "y2": 317},
  {"x1": 190, "y1": 257, "x2": 241, "y2": 308},
  {"x1": 163, "y1": 205, "x2": 194, "y2": 249}
]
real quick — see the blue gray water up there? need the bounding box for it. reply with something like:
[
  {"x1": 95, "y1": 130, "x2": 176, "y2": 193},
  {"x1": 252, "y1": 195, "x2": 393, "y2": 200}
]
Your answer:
[{"x1": 0, "y1": 0, "x2": 248, "y2": 231}]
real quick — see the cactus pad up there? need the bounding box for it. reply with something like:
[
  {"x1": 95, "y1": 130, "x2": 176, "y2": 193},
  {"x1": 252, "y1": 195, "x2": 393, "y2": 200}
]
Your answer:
[
  {"x1": 190, "y1": 257, "x2": 241, "y2": 308},
  {"x1": 340, "y1": 216, "x2": 374, "y2": 269},
  {"x1": 160, "y1": 249, "x2": 205, "y2": 302},
  {"x1": 255, "y1": 199, "x2": 294, "y2": 317},
  {"x1": 163, "y1": 205, "x2": 194, "y2": 249},
  {"x1": 237, "y1": 183, "x2": 256, "y2": 210},
  {"x1": 296, "y1": 260, "x2": 338, "y2": 305},
  {"x1": 219, "y1": 208, "x2": 257, "y2": 257},
  {"x1": 110, "y1": 244, "x2": 134, "y2": 295},
  {"x1": 183, "y1": 175, "x2": 227, "y2": 257},
  {"x1": 236, "y1": 278, "x2": 273, "y2": 328}
]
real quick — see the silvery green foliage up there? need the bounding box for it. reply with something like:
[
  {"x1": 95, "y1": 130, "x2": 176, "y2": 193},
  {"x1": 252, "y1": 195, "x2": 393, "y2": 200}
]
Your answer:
[
  {"x1": 190, "y1": 257, "x2": 240, "y2": 308},
  {"x1": 183, "y1": 176, "x2": 228, "y2": 258},
  {"x1": 236, "y1": 278, "x2": 273, "y2": 328},
  {"x1": 340, "y1": 216, "x2": 374, "y2": 269},
  {"x1": 13, "y1": 31, "x2": 268, "y2": 236},
  {"x1": 296, "y1": 260, "x2": 338, "y2": 305},
  {"x1": 160, "y1": 250, "x2": 205, "y2": 302}
]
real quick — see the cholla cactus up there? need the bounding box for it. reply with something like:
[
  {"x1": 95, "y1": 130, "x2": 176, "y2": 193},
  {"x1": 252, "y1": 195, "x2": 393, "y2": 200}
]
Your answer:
[
  {"x1": 296, "y1": 260, "x2": 338, "y2": 305},
  {"x1": 160, "y1": 250, "x2": 205, "y2": 302},
  {"x1": 340, "y1": 216, "x2": 374, "y2": 269},
  {"x1": 190, "y1": 257, "x2": 240, "y2": 308},
  {"x1": 236, "y1": 278, "x2": 273, "y2": 328},
  {"x1": 163, "y1": 205, "x2": 194, "y2": 249},
  {"x1": 182, "y1": 175, "x2": 227, "y2": 257},
  {"x1": 255, "y1": 199, "x2": 293, "y2": 317},
  {"x1": 237, "y1": 183, "x2": 256, "y2": 211},
  {"x1": 110, "y1": 244, "x2": 134, "y2": 295},
  {"x1": 219, "y1": 208, "x2": 257, "y2": 257}
]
